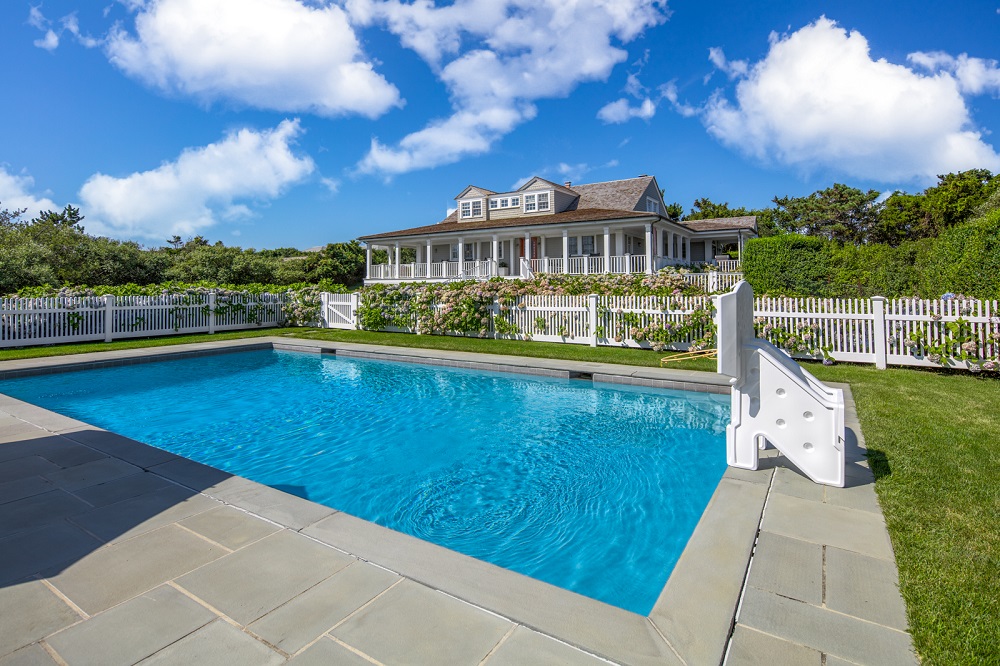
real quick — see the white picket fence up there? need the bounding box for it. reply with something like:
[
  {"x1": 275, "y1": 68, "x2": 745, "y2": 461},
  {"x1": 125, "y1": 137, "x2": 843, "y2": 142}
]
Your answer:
[
  {"x1": 680, "y1": 271, "x2": 744, "y2": 292},
  {"x1": 327, "y1": 291, "x2": 1000, "y2": 370},
  {"x1": 0, "y1": 292, "x2": 290, "y2": 348}
]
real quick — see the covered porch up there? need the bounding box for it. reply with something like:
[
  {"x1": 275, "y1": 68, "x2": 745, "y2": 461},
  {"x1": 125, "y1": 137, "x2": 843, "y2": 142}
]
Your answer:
[{"x1": 364, "y1": 222, "x2": 747, "y2": 283}]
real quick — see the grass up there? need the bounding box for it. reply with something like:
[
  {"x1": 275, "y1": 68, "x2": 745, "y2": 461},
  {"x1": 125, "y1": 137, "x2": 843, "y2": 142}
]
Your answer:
[
  {"x1": 0, "y1": 327, "x2": 294, "y2": 361},
  {"x1": 1, "y1": 329, "x2": 997, "y2": 662}
]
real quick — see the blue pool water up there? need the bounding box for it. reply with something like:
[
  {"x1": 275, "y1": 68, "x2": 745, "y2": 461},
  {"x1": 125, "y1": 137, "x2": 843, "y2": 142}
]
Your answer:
[{"x1": 1, "y1": 350, "x2": 729, "y2": 614}]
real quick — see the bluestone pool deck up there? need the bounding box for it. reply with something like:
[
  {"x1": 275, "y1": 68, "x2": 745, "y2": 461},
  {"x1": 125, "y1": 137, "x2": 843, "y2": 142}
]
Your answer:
[{"x1": 0, "y1": 338, "x2": 917, "y2": 665}]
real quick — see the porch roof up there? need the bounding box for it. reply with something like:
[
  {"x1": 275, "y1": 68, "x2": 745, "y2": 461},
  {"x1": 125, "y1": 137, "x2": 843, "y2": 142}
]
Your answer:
[
  {"x1": 357, "y1": 208, "x2": 658, "y2": 242},
  {"x1": 682, "y1": 216, "x2": 757, "y2": 232}
]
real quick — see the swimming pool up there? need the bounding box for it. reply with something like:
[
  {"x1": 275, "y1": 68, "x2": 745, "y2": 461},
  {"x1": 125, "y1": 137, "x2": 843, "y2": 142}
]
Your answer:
[{"x1": 0, "y1": 349, "x2": 729, "y2": 614}]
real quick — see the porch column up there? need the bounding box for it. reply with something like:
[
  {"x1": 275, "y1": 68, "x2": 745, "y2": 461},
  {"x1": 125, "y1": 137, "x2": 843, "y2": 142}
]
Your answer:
[
  {"x1": 492, "y1": 235, "x2": 499, "y2": 267},
  {"x1": 524, "y1": 231, "x2": 532, "y2": 261},
  {"x1": 458, "y1": 237, "x2": 465, "y2": 277},
  {"x1": 562, "y1": 230, "x2": 569, "y2": 273},
  {"x1": 603, "y1": 227, "x2": 610, "y2": 273},
  {"x1": 644, "y1": 224, "x2": 653, "y2": 274},
  {"x1": 616, "y1": 230, "x2": 625, "y2": 257},
  {"x1": 667, "y1": 231, "x2": 674, "y2": 260},
  {"x1": 426, "y1": 240, "x2": 432, "y2": 275},
  {"x1": 737, "y1": 231, "x2": 744, "y2": 258},
  {"x1": 685, "y1": 236, "x2": 691, "y2": 263},
  {"x1": 365, "y1": 243, "x2": 372, "y2": 279}
]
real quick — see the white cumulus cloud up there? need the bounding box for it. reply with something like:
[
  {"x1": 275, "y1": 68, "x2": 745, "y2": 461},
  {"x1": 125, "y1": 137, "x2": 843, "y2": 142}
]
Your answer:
[
  {"x1": 0, "y1": 168, "x2": 60, "y2": 217},
  {"x1": 105, "y1": 0, "x2": 401, "y2": 118},
  {"x1": 701, "y1": 17, "x2": 1000, "y2": 183},
  {"x1": 597, "y1": 97, "x2": 657, "y2": 123},
  {"x1": 351, "y1": 0, "x2": 669, "y2": 175},
  {"x1": 79, "y1": 119, "x2": 315, "y2": 240},
  {"x1": 908, "y1": 51, "x2": 1000, "y2": 96}
]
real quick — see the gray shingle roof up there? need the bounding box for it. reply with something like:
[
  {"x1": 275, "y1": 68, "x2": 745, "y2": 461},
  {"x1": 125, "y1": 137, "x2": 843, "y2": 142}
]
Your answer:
[
  {"x1": 357, "y1": 208, "x2": 656, "y2": 240},
  {"x1": 571, "y1": 176, "x2": 654, "y2": 212},
  {"x1": 679, "y1": 216, "x2": 757, "y2": 232}
]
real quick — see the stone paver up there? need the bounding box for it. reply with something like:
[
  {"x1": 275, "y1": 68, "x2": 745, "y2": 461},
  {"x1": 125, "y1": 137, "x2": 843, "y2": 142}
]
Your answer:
[
  {"x1": 48, "y1": 524, "x2": 227, "y2": 614},
  {"x1": 725, "y1": 625, "x2": 822, "y2": 666},
  {"x1": 248, "y1": 561, "x2": 399, "y2": 654},
  {"x1": 0, "y1": 644, "x2": 57, "y2": 666},
  {"x1": 0, "y1": 457, "x2": 61, "y2": 484},
  {"x1": 0, "y1": 475, "x2": 56, "y2": 505},
  {"x1": 68, "y1": 485, "x2": 219, "y2": 543},
  {"x1": 59, "y1": 429, "x2": 176, "y2": 469},
  {"x1": 71, "y1": 472, "x2": 175, "y2": 508},
  {"x1": 43, "y1": 457, "x2": 140, "y2": 492},
  {"x1": 486, "y1": 626, "x2": 609, "y2": 665},
  {"x1": 178, "y1": 505, "x2": 280, "y2": 550},
  {"x1": 0, "y1": 522, "x2": 102, "y2": 585},
  {"x1": 141, "y1": 619, "x2": 284, "y2": 666},
  {"x1": 738, "y1": 587, "x2": 917, "y2": 665},
  {"x1": 746, "y1": 531, "x2": 823, "y2": 604},
  {"x1": 0, "y1": 580, "x2": 81, "y2": 657},
  {"x1": 761, "y1": 492, "x2": 895, "y2": 560},
  {"x1": 649, "y1": 477, "x2": 768, "y2": 666},
  {"x1": 176, "y1": 530, "x2": 353, "y2": 625},
  {"x1": 46, "y1": 585, "x2": 215, "y2": 666},
  {"x1": 0, "y1": 490, "x2": 91, "y2": 537},
  {"x1": 285, "y1": 637, "x2": 372, "y2": 666},
  {"x1": 825, "y1": 546, "x2": 909, "y2": 631},
  {"x1": 331, "y1": 579, "x2": 512, "y2": 665},
  {"x1": 0, "y1": 436, "x2": 106, "y2": 468}
]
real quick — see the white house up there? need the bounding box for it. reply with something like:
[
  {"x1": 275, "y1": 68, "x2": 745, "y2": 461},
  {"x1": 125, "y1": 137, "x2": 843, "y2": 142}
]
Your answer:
[{"x1": 358, "y1": 175, "x2": 756, "y2": 283}]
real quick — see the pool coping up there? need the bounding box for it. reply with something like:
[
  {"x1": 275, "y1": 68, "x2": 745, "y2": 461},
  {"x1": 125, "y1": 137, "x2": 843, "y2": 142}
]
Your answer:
[{"x1": 0, "y1": 338, "x2": 894, "y2": 665}]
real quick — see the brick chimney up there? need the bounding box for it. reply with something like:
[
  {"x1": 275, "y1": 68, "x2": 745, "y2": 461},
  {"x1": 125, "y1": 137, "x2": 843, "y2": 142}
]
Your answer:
[{"x1": 564, "y1": 181, "x2": 572, "y2": 188}]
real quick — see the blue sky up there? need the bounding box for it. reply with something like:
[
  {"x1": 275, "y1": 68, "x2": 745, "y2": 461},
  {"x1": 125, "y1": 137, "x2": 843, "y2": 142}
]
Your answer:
[{"x1": 2, "y1": 0, "x2": 999, "y2": 250}]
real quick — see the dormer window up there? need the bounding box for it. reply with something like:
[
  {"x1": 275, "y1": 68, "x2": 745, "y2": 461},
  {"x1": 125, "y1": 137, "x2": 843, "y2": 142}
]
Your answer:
[
  {"x1": 489, "y1": 199, "x2": 499, "y2": 209},
  {"x1": 460, "y1": 200, "x2": 483, "y2": 219},
  {"x1": 524, "y1": 192, "x2": 550, "y2": 213},
  {"x1": 646, "y1": 197, "x2": 660, "y2": 214}
]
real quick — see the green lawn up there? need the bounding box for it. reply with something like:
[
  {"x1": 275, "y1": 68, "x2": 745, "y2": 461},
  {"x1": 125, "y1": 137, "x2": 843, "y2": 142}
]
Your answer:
[{"x1": 1, "y1": 329, "x2": 997, "y2": 662}]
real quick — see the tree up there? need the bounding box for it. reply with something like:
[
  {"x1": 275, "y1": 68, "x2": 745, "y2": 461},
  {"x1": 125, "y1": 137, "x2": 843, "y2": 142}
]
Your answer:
[
  {"x1": 875, "y1": 170, "x2": 999, "y2": 244},
  {"x1": 683, "y1": 197, "x2": 752, "y2": 220},
  {"x1": 313, "y1": 241, "x2": 367, "y2": 287},
  {"x1": 772, "y1": 184, "x2": 881, "y2": 244},
  {"x1": 167, "y1": 235, "x2": 183, "y2": 249},
  {"x1": 664, "y1": 202, "x2": 684, "y2": 220}
]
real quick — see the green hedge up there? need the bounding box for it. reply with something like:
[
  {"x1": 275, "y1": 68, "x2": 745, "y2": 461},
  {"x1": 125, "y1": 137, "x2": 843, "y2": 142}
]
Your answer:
[
  {"x1": 743, "y1": 212, "x2": 1000, "y2": 299},
  {"x1": 11, "y1": 279, "x2": 350, "y2": 298}
]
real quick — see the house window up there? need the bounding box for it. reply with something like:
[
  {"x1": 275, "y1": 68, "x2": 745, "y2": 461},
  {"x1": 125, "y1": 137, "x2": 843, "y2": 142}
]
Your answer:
[
  {"x1": 537, "y1": 192, "x2": 550, "y2": 211},
  {"x1": 471, "y1": 200, "x2": 482, "y2": 217},
  {"x1": 524, "y1": 194, "x2": 536, "y2": 212},
  {"x1": 568, "y1": 237, "x2": 579, "y2": 255},
  {"x1": 489, "y1": 199, "x2": 499, "y2": 209},
  {"x1": 510, "y1": 196, "x2": 520, "y2": 206},
  {"x1": 498, "y1": 242, "x2": 505, "y2": 259},
  {"x1": 646, "y1": 197, "x2": 660, "y2": 214},
  {"x1": 451, "y1": 244, "x2": 459, "y2": 260},
  {"x1": 465, "y1": 243, "x2": 475, "y2": 260},
  {"x1": 582, "y1": 235, "x2": 595, "y2": 255},
  {"x1": 460, "y1": 202, "x2": 472, "y2": 218}
]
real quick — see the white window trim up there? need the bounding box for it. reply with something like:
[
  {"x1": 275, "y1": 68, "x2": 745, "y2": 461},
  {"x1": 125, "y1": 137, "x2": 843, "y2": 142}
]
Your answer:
[
  {"x1": 489, "y1": 198, "x2": 499, "y2": 209},
  {"x1": 460, "y1": 198, "x2": 484, "y2": 219},
  {"x1": 523, "y1": 191, "x2": 551, "y2": 213},
  {"x1": 646, "y1": 197, "x2": 660, "y2": 214}
]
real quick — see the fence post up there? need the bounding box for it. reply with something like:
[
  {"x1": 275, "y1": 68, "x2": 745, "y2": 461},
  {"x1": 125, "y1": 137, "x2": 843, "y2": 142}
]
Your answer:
[
  {"x1": 208, "y1": 291, "x2": 216, "y2": 334},
  {"x1": 319, "y1": 292, "x2": 329, "y2": 329},
  {"x1": 103, "y1": 295, "x2": 115, "y2": 342},
  {"x1": 872, "y1": 296, "x2": 887, "y2": 370},
  {"x1": 708, "y1": 271, "x2": 719, "y2": 293},
  {"x1": 350, "y1": 292, "x2": 360, "y2": 330},
  {"x1": 588, "y1": 294, "x2": 598, "y2": 347}
]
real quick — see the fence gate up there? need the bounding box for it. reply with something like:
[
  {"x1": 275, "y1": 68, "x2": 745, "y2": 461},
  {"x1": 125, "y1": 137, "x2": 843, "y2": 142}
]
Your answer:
[{"x1": 322, "y1": 293, "x2": 358, "y2": 329}]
